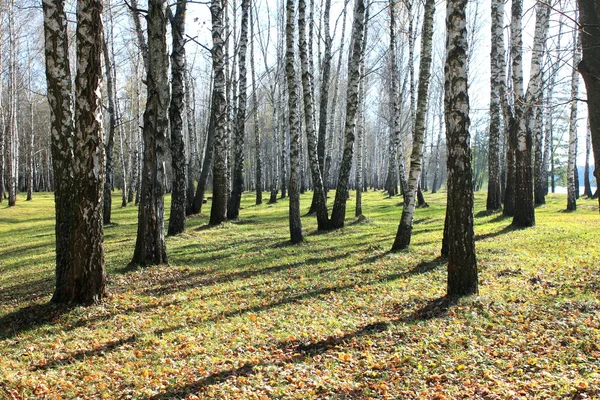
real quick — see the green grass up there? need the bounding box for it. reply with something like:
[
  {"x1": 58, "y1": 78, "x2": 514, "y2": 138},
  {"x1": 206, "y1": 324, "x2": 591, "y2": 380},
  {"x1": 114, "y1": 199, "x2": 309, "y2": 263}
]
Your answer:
[{"x1": 1, "y1": 189, "x2": 599, "y2": 399}]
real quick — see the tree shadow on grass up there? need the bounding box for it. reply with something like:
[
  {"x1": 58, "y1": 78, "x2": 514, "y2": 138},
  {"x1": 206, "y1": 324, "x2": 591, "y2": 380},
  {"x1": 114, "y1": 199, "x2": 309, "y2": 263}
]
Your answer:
[
  {"x1": 145, "y1": 293, "x2": 458, "y2": 400},
  {"x1": 31, "y1": 325, "x2": 182, "y2": 371},
  {"x1": 399, "y1": 296, "x2": 459, "y2": 322},
  {"x1": 0, "y1": 302, "x2": 70, "y2": 340},
  {"x1": 475, "y1": 224, "x2": 521, "y2": 241},
  {"x1": 474, "y1": 210, "x2": 502, "y2": 219},
  {"x1": 0, "y1": 277, "x2": 54, "y2": 305},
  {"x1": 145, "y1": 320, "x2": 392, "y2": 399}
]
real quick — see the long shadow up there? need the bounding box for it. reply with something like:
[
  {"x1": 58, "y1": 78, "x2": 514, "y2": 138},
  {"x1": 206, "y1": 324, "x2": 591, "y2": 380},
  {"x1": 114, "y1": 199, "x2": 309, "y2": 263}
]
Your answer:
[
  {"x1": 475, "y1": 224, "x2": 520, "y2": 241},
  {"x1": 142, "y1": 251, "x2": 362, "y2": 297},
  {"x1": 0, "y1": 241, "x2": 54, "y2": 260},
  {"x1": 31, "y1": 325, "x2": 181, "y2": 371},
  {"x1": 146, "y1": 319, "x2": 391, "y2": 399},
  {"x1": 0, "y1": 277, "x2": 54, "y2": 305},
  {"x1": 474, "y1": 210, "x2": 501, "y2": 219},
  {"x1": 148, "y1": 297, "x2": 460, "y2": 400},
  {"x1": 0, "y1": 302, "x2": 70, "y2": 340},
  {"x1": 399, "y1": 296, "x2": 458, "y2": 322},
  {"x1": 62, "y1": 299, "x2": 183, "y2": 332}
]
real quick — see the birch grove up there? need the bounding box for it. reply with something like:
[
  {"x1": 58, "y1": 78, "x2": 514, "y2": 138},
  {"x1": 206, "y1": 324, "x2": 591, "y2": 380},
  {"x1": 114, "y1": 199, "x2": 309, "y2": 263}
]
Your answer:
[{"x1": 0, "y1": 0, "x2": 588, "y2": 300}]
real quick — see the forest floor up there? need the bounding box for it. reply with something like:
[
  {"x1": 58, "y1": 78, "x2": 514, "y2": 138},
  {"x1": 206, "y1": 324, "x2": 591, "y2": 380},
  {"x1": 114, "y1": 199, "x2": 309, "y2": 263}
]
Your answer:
[{"x1": 0, "y1": 190, "x2": 599, "y2": 399}]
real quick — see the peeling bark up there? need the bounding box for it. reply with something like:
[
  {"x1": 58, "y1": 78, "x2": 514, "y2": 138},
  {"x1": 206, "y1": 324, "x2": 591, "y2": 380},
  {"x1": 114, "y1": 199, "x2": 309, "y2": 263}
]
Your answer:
[
  {"x1": 130, "y1": 0, "x2": 169, "y2": 266},
  {"x1": 444, "y1": 0, "x2": 477, "y2": 296}
]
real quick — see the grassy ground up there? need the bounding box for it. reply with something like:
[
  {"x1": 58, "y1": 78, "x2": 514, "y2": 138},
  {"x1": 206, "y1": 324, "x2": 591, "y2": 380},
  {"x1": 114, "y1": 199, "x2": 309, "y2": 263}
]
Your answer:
[{"x1": 0, "y1": 189, "x2": 599, "y2": 399}]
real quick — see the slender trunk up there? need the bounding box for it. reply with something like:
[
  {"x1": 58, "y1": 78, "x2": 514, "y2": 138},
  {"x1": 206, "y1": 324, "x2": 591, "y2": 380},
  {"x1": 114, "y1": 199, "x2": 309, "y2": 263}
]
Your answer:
[
  {"x1": 193, "y1": 91, "x2": 215, "y2": 214},
  {"x1": 486, "y1": 0, "x2": 504, "y2": 211},
  {"x1": 228, "y1": 0, "x2": 250, "y2": 220},
  {"x1": 129, "y1": 0, "x2": 149, "y2": 73},
  {"x1": 299, "y1": 0, "x2": 329, "y2": 229},
  {"x1": 567, "y1": 29, "x2": 580, "y2": 211},
  {"x1": 168, "y1": 0, "x2": 188, "y2": 235},
  {"x1": 185, "y1": 67, "x2": 198, "y2": 214},
  {"x1": 525, "y1": 4, "x2": 550, "y2": 208},
  {"x1": 324, "y1": 0, "x2": 349, "y2": 190},
  {"x1": 130, "y1": 0, "x2": 169, "y2": 266},
  {"x1": 7, "y1": 4, "x2": 17, "y2": 207},
  {"x1": 355, "y1": 3, "x2": 369, "y2": 218},
  {"x1": 511, "y1": 0, "x2": 535, "y2": 227},
  {"x1": 285, "y1": 0, "x2": 303, "y2": 242},
  {"x1": 0, "y1": 23, "x2": 3, "y2": 203},
  {"x1": 250, "y1": 10, "x2": 263, "y2": 205},
  {"x1": 584, "y1": 120, "x2": 593, "y2": 197},
  {"x1": 317, "y1": 0, "x2": 332, "y2": 183},
  {"x1": 27, "y1": 98, "x2": 34, "y2": 201},
  {"x1": 102, "y1": 31, "x2": 116, "y2": 224},
  {"x1": 392, "y1": 0, "x2": 435, "y2": 250},
  {"x1": 444, "y1": 0, "x2": 477, "y2": 296},
  {"x1": 329, "y1": 0, "x2": 365, "y2": 229},
  {"x1": 209, "y1": 0, "x2": 229, "y2": 225}
]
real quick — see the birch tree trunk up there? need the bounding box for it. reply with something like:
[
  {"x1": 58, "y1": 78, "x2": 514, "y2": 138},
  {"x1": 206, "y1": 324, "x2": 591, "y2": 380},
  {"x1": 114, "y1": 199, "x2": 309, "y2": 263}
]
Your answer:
[
  {"x1": 444, "y1": 0, "x2": 477, "y2": 296},
  {"x1": 168, "y1": 0, "x2": 188, "y2": 235},
  {"x1": 324, "y1": 0, "x2": 349, "y2": 190},
  {"x1": 209, "y1": 0, "x2": 229, "y2": 225},
  {"x1": 130, "y1": 0, "x2": 169, "y2": 266},
  {"x1": 542, "y1": 20, "x2": 562, "y2": 197},
  {"x1": 584, "y1": 120, "x2": 593, "y2": 197},
  {"x1": 26, "y1": 63, "x2": 35, "y2": 201},
  {"x1": 228, "y1": 0, "x2": 250, "y2": 220},
  {"x1": 193, "y1": 90, "x2": 215, "y2": 214},
  {"x1": 0, "y1": 22, "x2": 3, "y2": 203},
  {"x1": 567, "y1": 30, "x2": 580, "y2": 211},
  {"x1": 577, "y1": 0, "x2": 600, "y2": 209},
  {"x1": 6, "y1": 2, "x2": 17, "y2": 207},
  {"x1": 299, "y1": 0, "x2": 329, "y2": 230},
  {"x1": 511, "y1": 0, "x2": 535, "y2": 227},
  {"x1": 185, "y1": 67, "x2": 198, "y2": 214},
  {"x1": 525, "y1": 3, "x2": 550, "y2": 209},
  {"x1": 129, "y1": 0, "x2": 149, "y2": 73},
  {"x1": 486, "y1": 0, "x2": 504, "y2": 211},
  {"x1": 329, "y1": 0, "x2": 365, "y2": 229},
  {"x1": 355, "y1": 2, "x2": 369, "y2": 218},
  {"x1": 67, "y1": 0, "x2": 107, "y2": 304},
  {"x1": 43, "y1": 0, "x2": 76, "y2": 303},
  {"x1": 392, "y1": 0, "x2": 435, "y2": 251},
  {"x1": 250, "y1": 10, "x2": 263, "y2": 205},
  {"x1": 285, "y1": 0, "x2": 303, "y2": 242},
  {"x1": 317, "y1": 0, "x2": 332, "y2": 182},
  {"x1": 102, "y1": 31, "x2": 116, "y2": 224}
]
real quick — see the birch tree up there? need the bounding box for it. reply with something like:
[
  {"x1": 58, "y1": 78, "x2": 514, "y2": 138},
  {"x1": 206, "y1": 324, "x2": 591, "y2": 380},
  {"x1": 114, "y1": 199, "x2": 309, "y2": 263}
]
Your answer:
[
  {"x1": 567, "y1": 30, "x2": 580, "y2": 211},
  {"x1": 444, "y1": 0, "x2": 477, "y2": 296},
  {"x1": 392, "y1": 0, "x2": 435, "y2": 250},
  {"x1": 329, "y1": 0, "x2": 366, "y2": 229},
  {"x1": 577, "y1": 0, "x2": 600, "y2": 209},
  {"x1": 43, "y1": 0, "x2": 76, "y2": 303},
  {"x1": 250, "y1": 8, "x2": 263, "y2": 205},
  {"x1": 525, "y1": 3, "x2": 550, "y2": 210},
  {"x1": 209, "y1": 0, "x2": 229, "y2": 225},
  {"x1": 68, "y1": 0, "x2": 107, "y2": 303},
  {"x1": 299, "y1": 0, "x2": 329, "y2": 230},
  {"x1": 130, "y1": 0, "x2": 169, "y2": 266},
  {"x1": 228, "y1": 0, "x2": 249, "y2": 220},
  {"x1": 486, "y1": 0, "x2": 504, "y2": 211},
  {"x1": 285, "y1": 0, "x2": 303, "y2": 242},
  {"x1": 102, "y1": 17, "x2": 116, "y2": 224},
  {"x1": 167, "y1": 0, "x2": 188, "y2": 235},
  {"x1": 355, "y1": 2, "x2": 370, "y2": 218},
  {"x1": 511, "y1": 0, "x2": 535, "y2": 228}
]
